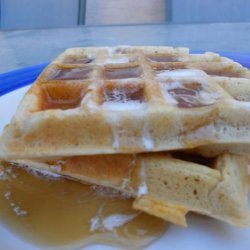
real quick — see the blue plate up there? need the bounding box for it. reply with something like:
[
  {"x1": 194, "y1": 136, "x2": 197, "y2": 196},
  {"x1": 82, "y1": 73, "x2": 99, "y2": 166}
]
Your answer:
[
  {"x1": 0, "y1": 52, "x2": 250, "y2": 96},
  {"x1": 0, "y1": 63, "x2": 48, "y2": 96}
]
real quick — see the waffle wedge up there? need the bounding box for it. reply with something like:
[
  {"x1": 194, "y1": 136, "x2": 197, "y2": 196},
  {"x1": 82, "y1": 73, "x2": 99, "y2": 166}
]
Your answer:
[
  {"x1": 12, "y1": 152, "x2": 250, "y2": 227},
  {"x1": 1, "y1": 46, "x2": 250, "y2": 159}
]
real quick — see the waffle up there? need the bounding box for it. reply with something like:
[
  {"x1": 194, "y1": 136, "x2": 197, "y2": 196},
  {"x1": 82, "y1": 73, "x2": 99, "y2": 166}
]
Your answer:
[
  {"x1": 13, "y1": 152, "x2": 250, "y2": 227},
  {"x1": 1, "y1": 46, "x2": 250, "y2": 159}
]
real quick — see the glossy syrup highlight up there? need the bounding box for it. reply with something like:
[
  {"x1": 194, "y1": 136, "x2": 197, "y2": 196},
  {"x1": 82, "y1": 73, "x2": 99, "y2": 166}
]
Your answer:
[{"x1": 0, "y1": 162, "x2": 167, "y2": 249}]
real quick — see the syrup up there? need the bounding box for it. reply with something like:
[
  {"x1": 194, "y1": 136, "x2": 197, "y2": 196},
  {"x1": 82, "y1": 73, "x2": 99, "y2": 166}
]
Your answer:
[
  {"x1": 147, "y1": 55, "x2": 179, "y2": 63},
  {"x1": 102, "y1": 83, "x2": 144, "y2": 104},
  {"x1": 0, "y1": 162, "x2": 167, "y2": 249},
  {"x1": 63, "y1": 56, "x2": 94, "y2": 64},
  {"x1": 40, "y1": 83, "x2": 85, "y2": 110},
  {"x1": 203, "y1": 69, "x2": 242, "y2": 78},
  {"x1": 49, "y1": 67, "x2": 93, "y2": 80},
  {"x1": 104, "y1": 66, "x2": 142, "y2": 79}
]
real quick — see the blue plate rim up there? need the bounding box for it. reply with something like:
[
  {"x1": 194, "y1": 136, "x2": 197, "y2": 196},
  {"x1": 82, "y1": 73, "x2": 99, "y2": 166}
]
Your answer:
[{"x1": 0, "y1": 63, "x2": 48, "y2": 96}]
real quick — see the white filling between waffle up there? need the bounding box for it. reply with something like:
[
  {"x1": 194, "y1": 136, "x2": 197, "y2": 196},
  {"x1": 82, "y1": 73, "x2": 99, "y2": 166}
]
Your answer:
[
  {"x1": 102, "y1": 101, "x2": 143, "y2": 111},
  {"x1": 137, "y1": 161, "x2": 148, "y2": 197},
  {"x1": 142, "y1": 123, "x2": 154, "y2": 150},
  {"x1": 107, "y1": 114, "x2": 120, "y2": 149},
  {"x1": 157, "y1": 69, "x2": 206, "y2": 78},
  {"x1": 105, "y1": 57, "x2": 131, "y2": 64}
]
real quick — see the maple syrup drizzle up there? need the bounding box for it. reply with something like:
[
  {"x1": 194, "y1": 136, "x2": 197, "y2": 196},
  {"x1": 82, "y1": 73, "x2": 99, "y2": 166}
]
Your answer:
[
  {"x1": 203, "y1": 69, "x2": 243, "y2": 78},
  {"x1": 0, "y1": 162, "x2": 167, "y2": 249},
  {"x1": 102, "y1": 83, "x2": 144, "y2": 104},
  {"x1": 147, "y1": 55, "x2": 179, "y2": 62},
  {"x1": 49, "y1": 67, "x2": 93, "y2": 80},
  {"x1": 63, "y1": 56, "x2": 94, "y2": 64},
  {"x1": 39, "y1": 83, "x2": 85, "y2": 110},
  {"x1": 104, "y1": 66, "x2": 142, "y2": 79},
  {"x1": 167, "y1": 83, "x2": 208, "y2": 108}
]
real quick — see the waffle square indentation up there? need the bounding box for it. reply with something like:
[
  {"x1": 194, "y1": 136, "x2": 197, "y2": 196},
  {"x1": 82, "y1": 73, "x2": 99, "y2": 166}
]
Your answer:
[
  {"x1": 99, "y1": 81, "x2": 145, "y2": 111},
  {"x1": 104, "y1": 66, "x2": 142, "y2": 80},
  {"x1": 147, "y1": 54, "x2": 179, "y2": 63},
  {"x1": 63, "y1": 56, "x2": 94, "y2": 64},
  {"x1": 48, "y1": 67, "x2": 93, "y2": 81},
  {"x1": 40, "y1": 83, "x2": 86, "y2": 110},
  {"x1": 160, "y1": 80, "x2": 219, "y2": 108}
]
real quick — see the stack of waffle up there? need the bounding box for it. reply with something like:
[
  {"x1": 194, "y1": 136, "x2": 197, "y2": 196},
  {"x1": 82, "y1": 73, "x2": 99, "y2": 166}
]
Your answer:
[{"x1": 0, "y1": 46, "x2": 249, "y2": 227}]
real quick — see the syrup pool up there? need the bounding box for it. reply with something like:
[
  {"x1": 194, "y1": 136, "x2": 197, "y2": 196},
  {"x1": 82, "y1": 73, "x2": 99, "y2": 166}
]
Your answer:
[{"x1": 0, "y1": 162, "x2": 167, "y2": 249}]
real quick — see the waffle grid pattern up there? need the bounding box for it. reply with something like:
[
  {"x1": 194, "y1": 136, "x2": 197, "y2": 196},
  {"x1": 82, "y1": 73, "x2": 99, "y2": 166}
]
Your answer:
[
  {"x1": 1, "y1": 46, "x2": 250, "y2": 158},
  {"x1": 35, "y1": 46, "x2": 250, "y2": 112}
]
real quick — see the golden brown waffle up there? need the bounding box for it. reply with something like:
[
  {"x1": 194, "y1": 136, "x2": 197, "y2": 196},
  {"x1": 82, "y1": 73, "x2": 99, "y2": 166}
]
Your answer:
[
  {"x1": 1, "y1": 46, "x2": 250, "y2": 159},
  {"x1": 13, "y1": 152, "x2": 250, "y2": 227}
]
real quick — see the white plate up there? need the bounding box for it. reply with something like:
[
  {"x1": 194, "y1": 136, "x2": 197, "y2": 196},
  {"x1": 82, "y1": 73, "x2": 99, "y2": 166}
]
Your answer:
[{"x1": 0, "y1": 86, "x2": 250, "y2": 250}]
